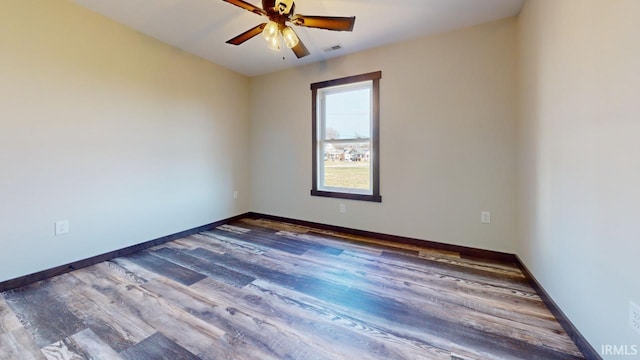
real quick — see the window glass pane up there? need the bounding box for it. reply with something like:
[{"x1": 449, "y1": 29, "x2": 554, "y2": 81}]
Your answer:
[
  {"x1": 322, "y1": 142, "x2": 370, "y2": 190},
  {"x1": 324, "y1": 87, "x2": 371, "y2": 140}
]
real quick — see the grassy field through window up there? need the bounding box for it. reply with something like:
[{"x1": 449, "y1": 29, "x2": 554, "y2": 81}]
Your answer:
[{"x1": 323, "y1": 161, "x2": 370, "y2": 190}]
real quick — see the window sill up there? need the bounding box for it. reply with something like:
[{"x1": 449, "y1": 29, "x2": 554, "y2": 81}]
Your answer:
[{"x1": 310, "y1": 190, "x2": 382, "y2": 203}]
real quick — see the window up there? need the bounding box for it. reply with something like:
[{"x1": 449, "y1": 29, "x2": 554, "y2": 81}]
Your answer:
[{"x1": 311, "y1": 71, "x2": 381, "y2": 202}]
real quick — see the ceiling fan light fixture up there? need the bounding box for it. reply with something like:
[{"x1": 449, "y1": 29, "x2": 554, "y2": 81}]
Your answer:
[
  {"x1": 262, "y1": 21, "x2": 279, "y2": 42},
  {"x1": 267, "y1": 34, "x2": 281, "y2": 51},
  {"x1": 282, "y1": 26, "x2": 299, "y2": 49}
]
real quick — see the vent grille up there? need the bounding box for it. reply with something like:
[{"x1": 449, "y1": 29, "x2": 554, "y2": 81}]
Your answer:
[{"x1": 323, "y1": 44, "x2": 342, "y2": 52}]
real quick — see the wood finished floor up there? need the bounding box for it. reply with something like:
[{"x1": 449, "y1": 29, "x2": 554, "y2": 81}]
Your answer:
[{"x1": 0, "y1": 218, "x2": 584, "y2": 360}]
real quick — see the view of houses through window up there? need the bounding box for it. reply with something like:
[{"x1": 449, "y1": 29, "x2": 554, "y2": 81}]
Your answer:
[
  {"x1": 319, "y1": 82, "x2": 372, "y2": 193},
  {"x1": 323, "y1": 142, "x2": 370, "y2": 190}
]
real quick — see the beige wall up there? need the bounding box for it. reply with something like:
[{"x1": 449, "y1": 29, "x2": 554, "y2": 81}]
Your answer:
[
  {"x1": 250, "y1": 19, "x2": 518, "y2": 253},
  {"x1": 517, "y1": 0, "x2": 640, "y2": 355},
  {"x1": 0, "y1": 0, "x2": 250, "y2": 282}
]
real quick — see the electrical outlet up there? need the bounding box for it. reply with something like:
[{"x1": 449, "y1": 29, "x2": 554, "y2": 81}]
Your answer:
[
  {"x1": 481, "y1": 211, "x2": 491, "y2": 224},
  {"x1": 339, "y1": 204, "x2": 346, "y2": 213},
  {"x1": 631, "y1": 301, "x2": 640, "y2": 335},
  {"x1": 233, "y1": 190, "x2": 238, "y2": 199},
  {"x1": 55, "y1": 220, "x2": 69, "y2": 236}
]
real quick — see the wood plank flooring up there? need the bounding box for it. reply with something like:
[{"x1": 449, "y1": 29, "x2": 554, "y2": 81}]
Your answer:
[{"x1": 0, "y1": 218, "x2": 585, "y2": 359}]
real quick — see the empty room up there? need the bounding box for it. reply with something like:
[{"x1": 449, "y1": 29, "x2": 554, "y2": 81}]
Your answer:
[{"x1": 1, "y1": 0, "x2": 638, "y2": 359}]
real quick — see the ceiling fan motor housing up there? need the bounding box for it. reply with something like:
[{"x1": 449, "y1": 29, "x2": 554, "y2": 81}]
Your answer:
[{"x1": 275, "y1": 0, "x2": 294, "y2": 15}]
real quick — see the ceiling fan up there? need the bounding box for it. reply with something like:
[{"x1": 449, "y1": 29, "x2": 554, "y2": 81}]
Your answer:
[{"x1": 222, "y1": 0, "x2": 356, "y2": 58}]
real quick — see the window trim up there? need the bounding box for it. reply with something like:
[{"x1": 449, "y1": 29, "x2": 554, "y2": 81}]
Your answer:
[{"x1": 310, "y1": 71, "x2": 382, "y2": 203}]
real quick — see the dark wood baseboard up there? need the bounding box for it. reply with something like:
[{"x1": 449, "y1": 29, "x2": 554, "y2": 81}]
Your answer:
[
  {"x1": 246, "y1": 212, "x2": 600, "y2": 359},
  {"x1": 246, "y1": 212, "x2": 518, "y2": 264},
  {"x1": 0, "y1": 213, "x2": 249, "y2": 293},
  {"x1": 515, "y1": 256, "x2": 602, "y2": 360}
]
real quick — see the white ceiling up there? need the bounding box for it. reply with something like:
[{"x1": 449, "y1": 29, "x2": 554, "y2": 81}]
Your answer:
[{"x1": 72, "y1": 0, "x2": 525, "y2": 77}]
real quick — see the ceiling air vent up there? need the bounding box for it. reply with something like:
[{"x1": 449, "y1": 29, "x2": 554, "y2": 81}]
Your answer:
[{"x1": 323, "y1": 44, "x2": 342, "y2": 52}]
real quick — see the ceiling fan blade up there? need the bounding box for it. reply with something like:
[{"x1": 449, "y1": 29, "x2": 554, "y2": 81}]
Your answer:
[
  {"x1": 226, "y1": 23, "x2": 267, "y2": 45},
  {"x1": 222, "y1": 0, "x2": 266, "y2": 16},
  {"x1": 291, "y1": 15, "x2": 355, "y2": 31},
  {"x1": 291, "y1": 39, "x2": 310, "y2": 58}
]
